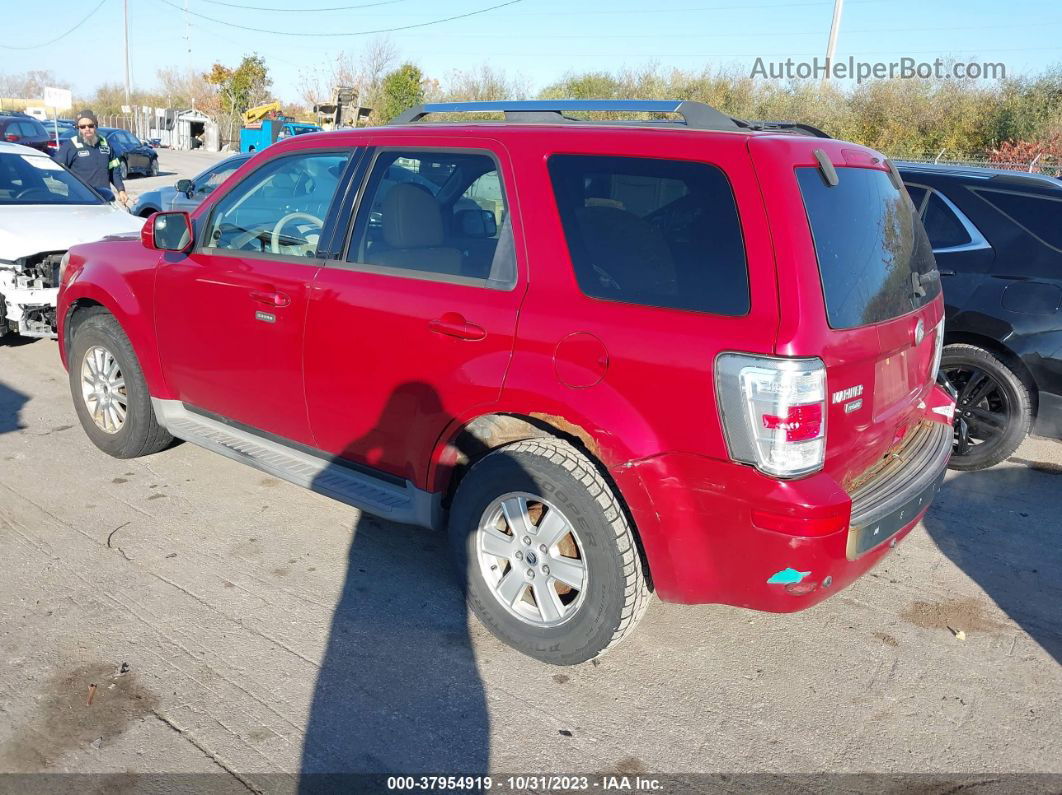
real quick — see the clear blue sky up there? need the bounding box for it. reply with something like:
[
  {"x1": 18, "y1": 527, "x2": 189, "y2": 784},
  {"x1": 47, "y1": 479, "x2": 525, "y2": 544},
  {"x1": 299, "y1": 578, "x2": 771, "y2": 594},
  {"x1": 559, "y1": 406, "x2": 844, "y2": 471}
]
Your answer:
[{"x1": 3, "y1": 0, "x2": 1061, "y2": 103}]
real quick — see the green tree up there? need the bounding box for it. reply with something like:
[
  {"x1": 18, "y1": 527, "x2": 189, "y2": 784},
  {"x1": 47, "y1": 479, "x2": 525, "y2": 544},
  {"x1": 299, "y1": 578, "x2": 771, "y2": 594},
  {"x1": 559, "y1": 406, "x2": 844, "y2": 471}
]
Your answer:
[
  {"x1": 377, "y1": 63, "x2": 424, "y2": 124},
  {"x1": 205, "y1": 54, "x2": 273, "y2": 145}
]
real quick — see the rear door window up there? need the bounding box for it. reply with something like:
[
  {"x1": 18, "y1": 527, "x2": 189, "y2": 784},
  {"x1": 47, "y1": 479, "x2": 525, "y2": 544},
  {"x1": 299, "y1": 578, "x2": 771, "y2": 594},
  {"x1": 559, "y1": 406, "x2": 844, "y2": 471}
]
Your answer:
[
  {"x1": 974, "y1": 188, "x2": 1062, "y2": 251},
  {"x1": 797, "y1": 166, "x2": 939, "y2": 329},
  {"x1": 547, "y1": 154, "x2": 749, "y2": 315}
]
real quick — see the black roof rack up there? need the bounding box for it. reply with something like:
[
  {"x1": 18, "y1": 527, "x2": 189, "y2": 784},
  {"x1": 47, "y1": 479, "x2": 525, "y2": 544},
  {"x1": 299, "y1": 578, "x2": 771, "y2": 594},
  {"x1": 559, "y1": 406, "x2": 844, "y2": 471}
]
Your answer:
[
  {"x1": 389, "y1": 101, "x2": 835, "y2": 139},
  {"x1": 389, "y1": 100, "x2": 744, "y2": 131},
  {"x1": 733, "y1": 119, "x2": 832, "y2": 138}
]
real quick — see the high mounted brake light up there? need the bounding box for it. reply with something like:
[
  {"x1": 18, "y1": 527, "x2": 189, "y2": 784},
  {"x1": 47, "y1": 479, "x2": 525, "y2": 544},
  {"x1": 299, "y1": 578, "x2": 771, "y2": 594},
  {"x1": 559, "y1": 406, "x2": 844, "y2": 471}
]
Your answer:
[{"x1": 715, "y1": 354, "x2": 827, "y2": 478}]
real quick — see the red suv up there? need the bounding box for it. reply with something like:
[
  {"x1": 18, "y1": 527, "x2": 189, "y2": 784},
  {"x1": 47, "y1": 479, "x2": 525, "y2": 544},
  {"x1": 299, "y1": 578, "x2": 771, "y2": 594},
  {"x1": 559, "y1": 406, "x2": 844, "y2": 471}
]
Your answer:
[{"x1": 57, "y1": 101, "x2": 955, "y2": 665}]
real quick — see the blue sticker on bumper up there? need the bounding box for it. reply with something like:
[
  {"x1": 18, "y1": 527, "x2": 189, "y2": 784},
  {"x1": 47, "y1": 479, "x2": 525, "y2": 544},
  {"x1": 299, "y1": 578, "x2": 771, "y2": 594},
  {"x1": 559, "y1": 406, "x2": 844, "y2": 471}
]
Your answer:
[{"x1": 767, "y1": 568, "x2": 811, "y2": 585}]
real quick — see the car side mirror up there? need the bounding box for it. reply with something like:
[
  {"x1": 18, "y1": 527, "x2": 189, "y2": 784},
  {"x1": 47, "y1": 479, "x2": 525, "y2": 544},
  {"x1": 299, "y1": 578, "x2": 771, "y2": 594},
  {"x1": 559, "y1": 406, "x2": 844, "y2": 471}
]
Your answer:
[
  {"x1": 456, "y1": 208, "x2": 497, "y2": 238},
  {"x1": 143, "y1": 211, "x2": 193, "y2": 251},
  {"x1": 175, "y1": 179, "x2": 193, "y2": 197}
]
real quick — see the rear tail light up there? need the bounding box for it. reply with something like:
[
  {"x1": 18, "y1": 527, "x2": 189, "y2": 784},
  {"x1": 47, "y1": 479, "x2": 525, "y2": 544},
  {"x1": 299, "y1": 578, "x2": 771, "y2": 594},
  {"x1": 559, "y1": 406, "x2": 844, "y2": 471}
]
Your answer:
[
  {"x1": 930, "y1": 319, "x2": 944, "y2": 381},
  {"x1": 715, "y1": 354, "x2": 827, "y2": 478}
]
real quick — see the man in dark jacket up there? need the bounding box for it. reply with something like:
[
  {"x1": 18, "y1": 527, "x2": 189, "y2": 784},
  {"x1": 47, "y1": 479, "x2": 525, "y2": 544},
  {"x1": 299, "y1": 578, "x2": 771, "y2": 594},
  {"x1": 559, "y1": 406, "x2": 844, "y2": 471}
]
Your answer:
[{"x1": 55, "y1": 109, "x2": 128, "y2": 206}]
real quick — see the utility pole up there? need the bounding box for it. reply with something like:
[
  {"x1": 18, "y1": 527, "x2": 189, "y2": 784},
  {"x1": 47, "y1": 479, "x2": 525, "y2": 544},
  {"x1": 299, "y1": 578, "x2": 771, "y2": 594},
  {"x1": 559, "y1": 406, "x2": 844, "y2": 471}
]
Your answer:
[
  {"x1": 123, "y1": 0, "x2": 131, "y2": 106},
  {"x1": 823, "y1": 0, "x2": 844, "y2": 84}
]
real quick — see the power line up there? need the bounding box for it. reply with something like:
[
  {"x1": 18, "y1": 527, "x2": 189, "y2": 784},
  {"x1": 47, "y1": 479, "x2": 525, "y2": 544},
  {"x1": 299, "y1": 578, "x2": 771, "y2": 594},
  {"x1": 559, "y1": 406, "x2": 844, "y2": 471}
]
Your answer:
[
  {"x1": 195, "y1": 0, "x2": 412, "y2": 12},
  {"x1": 0, "y1": 0, "x2": 109, "y2": 50},
  {"x1": 154, "y1": 0, "x2": 524, "y2": 37}
]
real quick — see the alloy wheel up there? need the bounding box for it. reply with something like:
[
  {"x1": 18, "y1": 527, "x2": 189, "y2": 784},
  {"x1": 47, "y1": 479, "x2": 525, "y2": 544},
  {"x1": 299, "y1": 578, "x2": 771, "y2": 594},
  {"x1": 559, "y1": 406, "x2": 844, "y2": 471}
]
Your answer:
[
  {"x1": 476, "y1": 492, "x2": 588, "y2": 627},
  {"x1": 943, "y1": 364, "x2": 1011, "y2": 457},
  {"x1": 80, "y1": 345, "x2": 128, "y2": 434}
]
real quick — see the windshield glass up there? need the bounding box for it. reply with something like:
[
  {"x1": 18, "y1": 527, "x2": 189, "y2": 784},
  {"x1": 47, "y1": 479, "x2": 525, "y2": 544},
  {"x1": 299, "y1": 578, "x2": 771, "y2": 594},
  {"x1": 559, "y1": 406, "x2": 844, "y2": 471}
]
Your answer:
[
  {"x1": 797, "y1": 166, "x2": 939, "y2": 329},
  {"x1": 0, "y1": 152, "x2": 103, "y2": 205},
  {"x1": 289, "y1": 125, "x2": 320, "y2": 135}
]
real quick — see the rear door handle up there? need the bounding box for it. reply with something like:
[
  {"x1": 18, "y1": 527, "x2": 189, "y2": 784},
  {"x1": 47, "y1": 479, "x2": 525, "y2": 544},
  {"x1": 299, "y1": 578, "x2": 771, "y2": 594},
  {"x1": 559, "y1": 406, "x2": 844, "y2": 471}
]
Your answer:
[
  {"x1": 428, "y1": 313, "x2": 486, "y2": 341},
  {"x1": 249, "y1": 289, "x2": 291, "y2": 307}
]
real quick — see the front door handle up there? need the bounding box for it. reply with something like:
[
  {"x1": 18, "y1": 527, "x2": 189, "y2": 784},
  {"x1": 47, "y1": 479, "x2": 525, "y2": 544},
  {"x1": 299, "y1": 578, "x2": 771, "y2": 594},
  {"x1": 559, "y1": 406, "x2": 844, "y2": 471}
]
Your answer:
[
  {"x1": 249, "y1": 289, "x2": 291, "y2": 307},
  {"x1": 428, "y1": 313, "x2": 486, "y2": 341}
]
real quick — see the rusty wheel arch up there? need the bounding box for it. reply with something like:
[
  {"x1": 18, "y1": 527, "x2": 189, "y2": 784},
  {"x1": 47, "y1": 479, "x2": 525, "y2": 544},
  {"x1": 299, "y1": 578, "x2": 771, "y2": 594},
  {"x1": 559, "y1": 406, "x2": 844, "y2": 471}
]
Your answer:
[{"x1": 439, "y1": 411, "x2": 654, "y2": 591}]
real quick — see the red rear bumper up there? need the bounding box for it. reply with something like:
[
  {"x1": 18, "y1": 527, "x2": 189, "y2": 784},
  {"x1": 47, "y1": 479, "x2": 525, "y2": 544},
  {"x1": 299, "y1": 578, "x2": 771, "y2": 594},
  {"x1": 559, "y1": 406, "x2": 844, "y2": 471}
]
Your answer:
[{"x1": 612, "y1": 387, "x2": 954, "y2": 611}]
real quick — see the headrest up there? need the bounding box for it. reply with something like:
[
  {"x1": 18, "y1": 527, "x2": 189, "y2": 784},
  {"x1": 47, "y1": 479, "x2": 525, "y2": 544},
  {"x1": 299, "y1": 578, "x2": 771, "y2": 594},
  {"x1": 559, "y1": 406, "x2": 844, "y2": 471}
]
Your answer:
[{"x1": 382, "y1": 183, "x2": 444, "y2": 248}]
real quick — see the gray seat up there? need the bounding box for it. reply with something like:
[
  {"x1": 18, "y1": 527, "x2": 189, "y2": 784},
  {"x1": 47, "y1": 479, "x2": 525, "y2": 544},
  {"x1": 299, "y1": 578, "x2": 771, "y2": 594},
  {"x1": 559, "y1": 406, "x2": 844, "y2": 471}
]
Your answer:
[{"x1": 367, "y1": 183, "x2": 464, "y2": 275}]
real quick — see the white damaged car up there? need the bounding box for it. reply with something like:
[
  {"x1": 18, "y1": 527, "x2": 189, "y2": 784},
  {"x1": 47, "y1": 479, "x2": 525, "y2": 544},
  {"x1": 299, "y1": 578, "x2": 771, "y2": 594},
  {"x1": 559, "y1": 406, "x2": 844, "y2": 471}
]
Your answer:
[{"x1": 1, "y1": 142, "x2": 144, "y2": 338}]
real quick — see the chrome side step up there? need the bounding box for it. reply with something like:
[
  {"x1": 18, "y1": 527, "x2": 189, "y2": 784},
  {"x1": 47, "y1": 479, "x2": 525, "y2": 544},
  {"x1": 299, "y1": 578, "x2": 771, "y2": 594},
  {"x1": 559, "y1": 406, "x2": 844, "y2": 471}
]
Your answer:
[{"x1": 152, "y1": 399, "x2": 441, "y2": 529}]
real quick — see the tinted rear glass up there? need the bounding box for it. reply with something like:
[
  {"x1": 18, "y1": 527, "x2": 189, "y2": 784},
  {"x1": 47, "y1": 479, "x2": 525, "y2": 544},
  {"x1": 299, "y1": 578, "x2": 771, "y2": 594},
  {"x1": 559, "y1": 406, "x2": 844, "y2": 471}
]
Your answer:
[
  {"x1": 975, "y1": 188, "x2": 1062, "y2": 251},
  {"x1": 548, "y1": 154, "x2": 749, "y2": 316},
  {"x1": 797, "y1": 166, "x2": 939, "y2": 329}
]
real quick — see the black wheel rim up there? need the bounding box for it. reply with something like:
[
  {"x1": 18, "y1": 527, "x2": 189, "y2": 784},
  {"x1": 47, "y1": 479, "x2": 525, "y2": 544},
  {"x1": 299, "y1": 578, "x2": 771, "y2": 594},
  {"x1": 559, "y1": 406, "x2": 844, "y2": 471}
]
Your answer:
[{"x1": 942, "y1": 364, "x2": 1011, "y2": 458}]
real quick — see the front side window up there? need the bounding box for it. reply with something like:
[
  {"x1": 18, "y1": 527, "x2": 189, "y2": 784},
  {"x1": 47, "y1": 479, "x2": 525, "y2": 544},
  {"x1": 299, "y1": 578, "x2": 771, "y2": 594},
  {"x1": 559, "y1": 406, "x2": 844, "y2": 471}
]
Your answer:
[
  {"x1": 548, "y1": 154, "x2": 749, "y2": 315},
  {"x1": 197, "y1": 160, "x2": 244, "y2": 196},
  {"x1": 203, "y1": 150, "x2": 350, "y2": 258},
  {"x1": 346, "y1": 150, "x2": 516, "y2": 286},
  {"x1": 798, "y1": 166, "x2": 939, "y2": 329}
]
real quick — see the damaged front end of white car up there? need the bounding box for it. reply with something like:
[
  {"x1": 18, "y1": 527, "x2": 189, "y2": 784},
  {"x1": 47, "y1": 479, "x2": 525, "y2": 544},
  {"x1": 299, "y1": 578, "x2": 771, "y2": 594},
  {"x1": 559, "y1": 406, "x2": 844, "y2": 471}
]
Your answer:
[{"x1": 0, "y1": 251, "x2": 66, "y2": 338}]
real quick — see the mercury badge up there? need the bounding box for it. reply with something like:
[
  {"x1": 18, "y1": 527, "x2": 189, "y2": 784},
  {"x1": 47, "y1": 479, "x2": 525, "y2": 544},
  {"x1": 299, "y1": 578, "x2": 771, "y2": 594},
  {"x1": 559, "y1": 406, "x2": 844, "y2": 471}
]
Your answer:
[{"x1": 914, "y1": 318, "x2": 925, "y2": 345}]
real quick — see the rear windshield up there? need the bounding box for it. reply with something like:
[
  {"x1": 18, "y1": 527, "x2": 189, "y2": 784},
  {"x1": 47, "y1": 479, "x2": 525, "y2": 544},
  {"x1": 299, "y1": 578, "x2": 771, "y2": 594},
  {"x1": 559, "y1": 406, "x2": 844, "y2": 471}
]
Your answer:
[
  {"x1": 797, "y1": 166, "x2": 939, "y2": 329},
  {"x1": 548, "y1": 154, "x2": 749, "y2": 316}
]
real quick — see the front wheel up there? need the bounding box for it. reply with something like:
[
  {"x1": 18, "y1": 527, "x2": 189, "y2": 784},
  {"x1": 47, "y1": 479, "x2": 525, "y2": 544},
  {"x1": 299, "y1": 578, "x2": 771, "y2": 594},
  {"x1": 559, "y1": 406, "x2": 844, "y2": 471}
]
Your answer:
[
  {"x1": 119, "y1": 160, "x2": 129, "y2": 181},
  {"x1": 449, "y1": 438, "x2": 650, "y2": 665},
  {"x1": 941, "y1": 344, "x2": 1032, "y2": 471},
  {"x1": 68, "y1": 311, "x2": 172, "y2": 458}
]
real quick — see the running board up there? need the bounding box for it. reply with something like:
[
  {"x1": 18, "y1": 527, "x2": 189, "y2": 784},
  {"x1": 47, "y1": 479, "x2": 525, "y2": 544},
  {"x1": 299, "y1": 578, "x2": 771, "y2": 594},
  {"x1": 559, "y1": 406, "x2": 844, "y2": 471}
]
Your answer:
[{"x1": 152, "y1": 399, "x2": 441, "y2": 529}]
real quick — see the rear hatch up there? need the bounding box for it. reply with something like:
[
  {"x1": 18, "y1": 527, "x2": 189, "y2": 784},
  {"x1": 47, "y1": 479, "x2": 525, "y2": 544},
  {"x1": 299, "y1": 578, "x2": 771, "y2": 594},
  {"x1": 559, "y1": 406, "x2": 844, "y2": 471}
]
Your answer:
[{"x1": 750, "y1": 137, "x2": 944, "y2": 489}]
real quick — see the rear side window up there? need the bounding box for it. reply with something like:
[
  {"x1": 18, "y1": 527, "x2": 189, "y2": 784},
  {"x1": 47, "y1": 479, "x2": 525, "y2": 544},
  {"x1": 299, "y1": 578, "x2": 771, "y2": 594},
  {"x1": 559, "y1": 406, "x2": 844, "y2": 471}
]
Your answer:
[
  {"x1": 797, "y1": 166, "x2": 939, "y2": 329},
  {"x1": 974, "y1": 188, "x2": 1062, "y2": 251},
  {"x1": 922, "y1": 192, "x2": 972, "y2": 249},
  {"x1": 548, "y1": 154, "x2": 749, "y2": 316}
]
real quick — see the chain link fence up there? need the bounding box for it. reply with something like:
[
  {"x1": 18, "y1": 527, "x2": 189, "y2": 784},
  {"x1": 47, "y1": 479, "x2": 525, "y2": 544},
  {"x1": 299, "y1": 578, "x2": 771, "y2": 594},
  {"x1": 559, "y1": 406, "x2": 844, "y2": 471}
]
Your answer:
[{"x1": 892, "y1": 151, "x2": 1062, "y2": 178}]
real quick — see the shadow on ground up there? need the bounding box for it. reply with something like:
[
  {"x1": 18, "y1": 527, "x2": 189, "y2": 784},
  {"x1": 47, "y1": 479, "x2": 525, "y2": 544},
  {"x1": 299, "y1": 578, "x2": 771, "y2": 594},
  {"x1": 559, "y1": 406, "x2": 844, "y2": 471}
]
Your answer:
[
  {"x1": 0, "y1": 378, "x2": 29, "y2": 435},
  {"x1": 297, "y1": 382, "x2": 490, "y2": 790},
  {"x1": 923, "y1": 458, "x2": 1062, "y2": 663}
]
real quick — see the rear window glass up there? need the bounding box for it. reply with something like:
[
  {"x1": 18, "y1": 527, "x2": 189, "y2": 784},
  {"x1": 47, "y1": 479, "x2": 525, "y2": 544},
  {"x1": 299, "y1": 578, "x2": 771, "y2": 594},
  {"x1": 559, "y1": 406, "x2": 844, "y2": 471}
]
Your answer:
[
  {"x1": 548, "y1": 154, "x2": 749, "y2": 316},
  {"x1": 974, "y1": 189, "x2": 1062, "y2": 251},
  {"x1": 797, "y1": 166, "x2": 939, "y2": 329}
]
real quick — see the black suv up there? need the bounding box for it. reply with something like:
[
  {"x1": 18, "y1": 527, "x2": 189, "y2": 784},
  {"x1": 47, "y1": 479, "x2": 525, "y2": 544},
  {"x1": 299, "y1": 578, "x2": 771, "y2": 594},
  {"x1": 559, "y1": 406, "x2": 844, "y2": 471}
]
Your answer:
[{"x1": 899, "y1": 163, "x2": 1062, "y2": 469}]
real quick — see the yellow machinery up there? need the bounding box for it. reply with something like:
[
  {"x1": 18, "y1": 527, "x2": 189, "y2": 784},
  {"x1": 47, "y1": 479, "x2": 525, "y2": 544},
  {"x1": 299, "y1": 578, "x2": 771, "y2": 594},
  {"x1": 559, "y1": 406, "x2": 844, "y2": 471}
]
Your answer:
[{"x1": 242, "y1": 101, "x2": 282, "y2": 126}]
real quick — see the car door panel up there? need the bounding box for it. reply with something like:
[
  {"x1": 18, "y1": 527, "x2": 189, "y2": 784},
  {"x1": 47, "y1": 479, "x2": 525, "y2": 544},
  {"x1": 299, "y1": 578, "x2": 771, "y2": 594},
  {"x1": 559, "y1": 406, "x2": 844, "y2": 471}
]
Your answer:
[
  {"x1": 303, "y1": 139, "x2": 526, "y2": 488},
  {"x1": 154, "y1": 147, "x2": 354, "y2": 445}
]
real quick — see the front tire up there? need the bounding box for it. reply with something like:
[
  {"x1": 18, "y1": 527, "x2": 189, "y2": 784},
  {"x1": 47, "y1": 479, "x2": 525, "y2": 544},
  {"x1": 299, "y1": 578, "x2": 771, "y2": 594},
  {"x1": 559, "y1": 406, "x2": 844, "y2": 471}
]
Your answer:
[
  {"x1": 449, "y1": 438, "x2": 650, "y2": 665},
  {"x1": 68, "y1": 311, "x2": 172, "y2": 458},
  {"x1": 942, "y1": 344, "x2": 1032, "y2": 471}
]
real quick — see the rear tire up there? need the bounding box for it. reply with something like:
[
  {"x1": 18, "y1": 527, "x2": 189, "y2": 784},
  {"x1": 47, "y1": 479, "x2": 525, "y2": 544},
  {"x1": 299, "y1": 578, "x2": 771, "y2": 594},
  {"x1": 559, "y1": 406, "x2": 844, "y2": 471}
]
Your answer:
[
  {"x1": 942, "y1": 344, "x2": 1032, "y2": 471},
  {"x1": 68, "y1": 311, "x2": 172, "y2": 458},
  {"x1": 149, "y1": 158, "x2": 159, "y2": 177},
  {"x1": 119, "y1": 161, "x2": 128, "y2": 181},
  {"x1": 449, "y1": 438, "x2": 650, "y2": 665}
]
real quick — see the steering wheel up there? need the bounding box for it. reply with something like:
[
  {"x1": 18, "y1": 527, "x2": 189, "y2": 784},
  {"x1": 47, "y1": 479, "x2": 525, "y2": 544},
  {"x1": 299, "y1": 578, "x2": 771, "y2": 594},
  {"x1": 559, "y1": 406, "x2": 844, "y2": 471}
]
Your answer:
[
  {"x1": 270, "y1": 212, "x2": 324, "y2": 255},
  {"x1": 14, "y1": 187, "x2": 54, "y2": 202}
]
